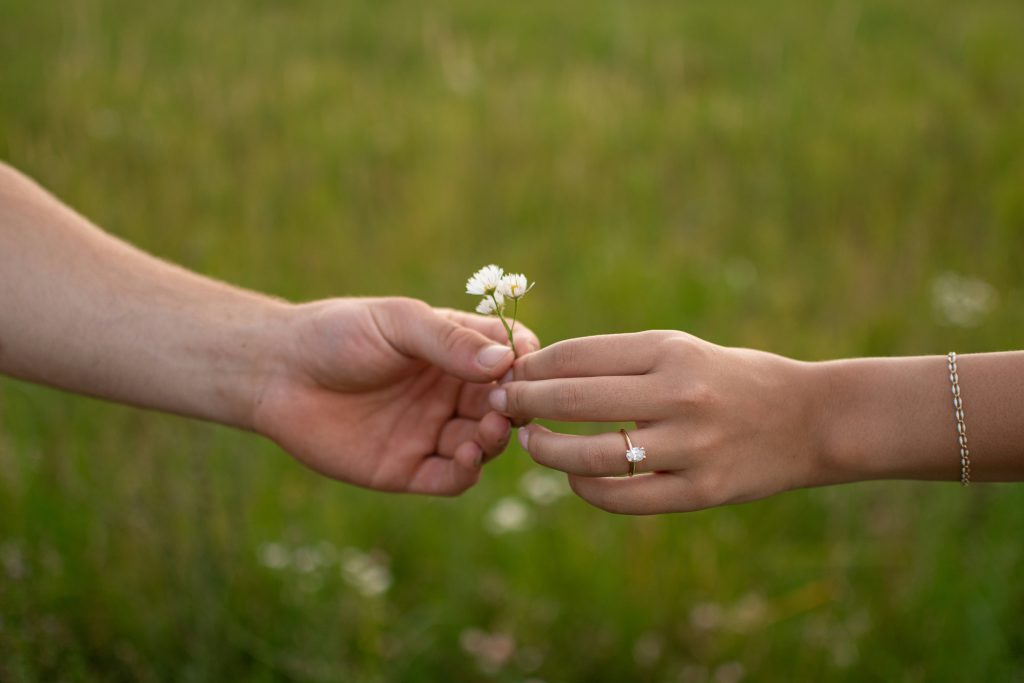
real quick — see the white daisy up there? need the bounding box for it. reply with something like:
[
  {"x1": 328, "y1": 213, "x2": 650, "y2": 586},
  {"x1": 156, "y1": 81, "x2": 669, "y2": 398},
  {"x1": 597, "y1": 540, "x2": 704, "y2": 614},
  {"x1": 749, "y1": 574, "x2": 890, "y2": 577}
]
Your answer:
[
  {"x1": 466, "y1": 264, "x2": 504, "y2": 295},
  {"x1": 485, "y1": 497, "x2": 530, "y2": 535},
  {"x1": 498, "y1": 273, "x2": 532, "y2": 300},
  {"x1": 475, "y1": 292, "x2": 504, "y2": 315}
]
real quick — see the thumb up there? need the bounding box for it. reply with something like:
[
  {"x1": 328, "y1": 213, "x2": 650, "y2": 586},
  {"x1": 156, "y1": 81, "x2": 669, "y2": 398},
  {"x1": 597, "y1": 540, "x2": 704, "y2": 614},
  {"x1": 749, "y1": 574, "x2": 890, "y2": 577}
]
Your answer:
[{"x1": 375, "y1": 298, "x2": 514, "y2": 382}]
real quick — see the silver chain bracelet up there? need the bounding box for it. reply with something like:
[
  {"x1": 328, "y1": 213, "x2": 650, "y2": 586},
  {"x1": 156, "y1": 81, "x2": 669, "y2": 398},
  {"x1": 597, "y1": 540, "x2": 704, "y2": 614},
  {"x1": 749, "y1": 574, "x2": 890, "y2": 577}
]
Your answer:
[{"x1": 947, "y1": 352, "x2": 971, "y2": 486}]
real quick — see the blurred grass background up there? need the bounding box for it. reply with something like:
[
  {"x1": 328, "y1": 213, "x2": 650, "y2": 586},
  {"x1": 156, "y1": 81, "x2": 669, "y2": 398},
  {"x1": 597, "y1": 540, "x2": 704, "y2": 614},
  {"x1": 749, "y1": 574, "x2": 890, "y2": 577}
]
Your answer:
[{"x1": 2, "y1": 0, "x2": 1024, "y2": 680}]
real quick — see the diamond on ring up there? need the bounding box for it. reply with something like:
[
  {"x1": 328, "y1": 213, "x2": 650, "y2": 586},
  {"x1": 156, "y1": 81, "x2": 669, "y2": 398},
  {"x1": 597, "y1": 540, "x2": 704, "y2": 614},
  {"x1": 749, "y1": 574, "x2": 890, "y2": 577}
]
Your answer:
[
  {"x1": 620, "y1": 428, "x2": 646, "y2": 477},
  {"x1": 625, "y1": 446, "x2": 646, "y2": 463}
]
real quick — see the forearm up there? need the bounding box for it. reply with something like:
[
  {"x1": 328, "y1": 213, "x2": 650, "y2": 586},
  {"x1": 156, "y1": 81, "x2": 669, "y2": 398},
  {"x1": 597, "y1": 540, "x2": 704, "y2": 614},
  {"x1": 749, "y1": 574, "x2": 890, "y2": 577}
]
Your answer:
[
  {"x1": 0, "y1": 163, "x2": 291, "y2": 429},
  {"x1": 817, "y1": 352, "x2": 1024, "y2": 484}
]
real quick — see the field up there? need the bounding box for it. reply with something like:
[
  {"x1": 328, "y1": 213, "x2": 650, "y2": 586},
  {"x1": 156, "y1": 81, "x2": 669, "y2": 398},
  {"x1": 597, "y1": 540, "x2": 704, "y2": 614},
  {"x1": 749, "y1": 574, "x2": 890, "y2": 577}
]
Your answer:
[{"x1": 2, "y1": 0, "x2": 1024, "y2": 680}]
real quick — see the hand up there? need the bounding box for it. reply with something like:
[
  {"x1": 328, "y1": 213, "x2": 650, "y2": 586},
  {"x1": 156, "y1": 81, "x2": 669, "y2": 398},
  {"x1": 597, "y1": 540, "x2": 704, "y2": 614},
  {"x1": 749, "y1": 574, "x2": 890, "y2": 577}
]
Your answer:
[
  {"x1": 490, "y1": 331, "x2": 826, "y2": 513},
  {"x1": 252, "y1": 297, "x2": 539, "y2": 496}
]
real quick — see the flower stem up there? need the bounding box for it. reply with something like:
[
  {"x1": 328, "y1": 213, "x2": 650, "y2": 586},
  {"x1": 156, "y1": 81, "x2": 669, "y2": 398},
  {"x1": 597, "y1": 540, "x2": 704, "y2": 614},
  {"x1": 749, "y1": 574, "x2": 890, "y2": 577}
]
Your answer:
[
  {"x1": 489, "y1": 293, "x2": 518, "y2": 359},
  {"x1": 510, "y1": 298, "x2": 520, "y2": 356}
]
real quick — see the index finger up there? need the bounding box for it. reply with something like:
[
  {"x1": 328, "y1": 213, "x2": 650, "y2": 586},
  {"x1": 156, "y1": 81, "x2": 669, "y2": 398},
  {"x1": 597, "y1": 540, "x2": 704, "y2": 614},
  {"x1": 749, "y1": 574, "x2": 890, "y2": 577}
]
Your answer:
[{"x1": 513, "y1": 331, "x2": 668, "y2": 381}]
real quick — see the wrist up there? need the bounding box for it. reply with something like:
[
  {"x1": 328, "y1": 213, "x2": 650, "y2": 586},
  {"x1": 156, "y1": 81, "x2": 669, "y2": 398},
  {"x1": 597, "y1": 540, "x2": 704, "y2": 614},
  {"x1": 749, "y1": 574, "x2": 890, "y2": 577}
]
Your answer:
[
  {"x1": 811, "y1": 356, "x2": 955, "y2": 485},
  {"x1": 807, "y1": 359, "x2": 865, "y2": 487},
  {"x1": 810, "y1": 358, "x2": 898, "y2": 486},
  {"x1": 201, "y1": 295, "x2": 298, "y2": 432},
  {"x1": 787, "y1": 359, "x2": 850, "y2": 490}
]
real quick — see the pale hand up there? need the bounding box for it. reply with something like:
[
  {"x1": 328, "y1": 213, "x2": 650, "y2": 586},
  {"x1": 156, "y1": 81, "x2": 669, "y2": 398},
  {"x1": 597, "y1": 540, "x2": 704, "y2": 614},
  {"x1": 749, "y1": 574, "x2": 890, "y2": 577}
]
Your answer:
[{"x1": 492, "y1": 331, "x2": 824, "y2": 513}]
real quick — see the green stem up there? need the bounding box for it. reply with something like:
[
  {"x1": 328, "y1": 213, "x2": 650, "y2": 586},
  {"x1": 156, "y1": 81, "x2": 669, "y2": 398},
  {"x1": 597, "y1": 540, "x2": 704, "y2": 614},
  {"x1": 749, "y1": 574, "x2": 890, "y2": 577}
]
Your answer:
[
  {"x1": 489, "y1": 293, "x2": 518, "y2": 359},
  {"x1": 510, "y1": 298, "x2": 520, "y2": 356}
]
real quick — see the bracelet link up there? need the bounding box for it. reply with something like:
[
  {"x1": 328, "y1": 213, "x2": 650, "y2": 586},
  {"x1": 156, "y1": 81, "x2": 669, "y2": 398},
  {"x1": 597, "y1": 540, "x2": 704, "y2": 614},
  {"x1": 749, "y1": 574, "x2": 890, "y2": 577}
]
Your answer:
[{"x1": 947, "y1": 352, "x2": 971, "y2": 487}]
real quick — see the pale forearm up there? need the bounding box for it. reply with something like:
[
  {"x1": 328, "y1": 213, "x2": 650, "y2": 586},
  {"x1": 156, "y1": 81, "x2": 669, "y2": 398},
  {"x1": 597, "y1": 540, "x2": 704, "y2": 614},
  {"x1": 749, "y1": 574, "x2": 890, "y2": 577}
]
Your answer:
[
  {"x1": 818, "y1": 352, "x2": 1024, "y2": 485},
  {"x1": 0, "y1": 163, "x2": 291, "y2": 429}
]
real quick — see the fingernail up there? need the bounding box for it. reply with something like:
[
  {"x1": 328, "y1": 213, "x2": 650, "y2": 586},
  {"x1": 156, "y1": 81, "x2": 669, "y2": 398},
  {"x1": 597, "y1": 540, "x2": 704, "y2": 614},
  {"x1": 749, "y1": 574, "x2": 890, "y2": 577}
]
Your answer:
[
  {"x1": 517, "y1": 427, "x2": 530, "y2": 450},
  {"x1": 489, "y1": 388, "x2": 508, "y2": 412},
  {"x1": 500, "y1": 369, "x2": 513, "y2": 384},
  {"x1": 478, "y1": 345, "x2": 512, "y2": 369}
]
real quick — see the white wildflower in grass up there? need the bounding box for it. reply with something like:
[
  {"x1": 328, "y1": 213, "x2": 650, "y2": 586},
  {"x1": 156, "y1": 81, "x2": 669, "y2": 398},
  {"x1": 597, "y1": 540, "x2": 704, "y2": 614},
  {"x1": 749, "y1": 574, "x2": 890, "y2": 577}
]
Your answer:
[
  {"x1": 459, "y1": 628, "x2": 517, "y2": 674},
  {"x1": 340, "y1": 547, "x2": 392, "y2": 598},
  {"x1": 931, "y1": 272, "x2": 996, "y2": 327},
  {"x1": 466, "y1": 264, "x2": 534, "y2": 357},
  {"x1": 519, "y1": 469, "x2": 569, "y2": 506},
  {"x1": 466, "y1": 264, "x2": 504, "y2": 296},
  {"x1": 485, "y1": 496, "x2": 531, "y2": 535},
  {"x1": 0, "y1": 542, "x2": 28, "y2": 580},
  {"x1": 714, "y1": 662, "x2": 747, "y2": 683},
  {"x1": 727, "y1": 593, "x2": 769, "y2": 633},
  {"x1": 689, "y1": 602, "x2": 724, "y2": 631},
  {"x1": 293, "y1": 545, "x2": 327, "y2": 574},
  {"x1": 632, "y1": 632, "x2": 664, "y2": 668},
  {"x1": 258, "y1": 542, "x2": 290, "y2": 571}
]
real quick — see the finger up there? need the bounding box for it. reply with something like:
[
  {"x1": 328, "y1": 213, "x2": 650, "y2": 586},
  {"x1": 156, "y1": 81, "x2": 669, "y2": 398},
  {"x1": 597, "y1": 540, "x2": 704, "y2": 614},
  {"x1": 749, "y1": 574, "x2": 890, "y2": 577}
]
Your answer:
[
  {"x1": 375, "y1": 299, "x2": 514, "y2": 383},
  {"x1": 437, "y1": 414, "x2": 512, "y2": 465},
  {"x1": 453, "y1": 440, "x2": 485, "y2": 471},
  {"x1": 513, "y1": 332, "x2": 667, "y2": 381},
  {"x1": 457, "y1": 382, "x2": 495, "y2": 419},
  {"x1": 408, "y1": 455, "x2": 480, "y2": 496},
  {"x1": 568, "y1": 472, "x2": 703, "y2": 514},
  {"x1": 477, "y1": 411, "x2": 513, "y2": 463},
  {"x1": 459, "y1": 382, "x2": 530, "y2": 427},
  {"x1": 493, "y1": 376, "x2": 660, "y2": 421},
  {"x1": 438, "y1": 308, "x2": 541, "y2": 356},
  {"x1": 519, "y1": 424, "x2": 667, "y2": 477},
  {"x1": 437, "y1": 418, "x2": 481, "y2": 459}
]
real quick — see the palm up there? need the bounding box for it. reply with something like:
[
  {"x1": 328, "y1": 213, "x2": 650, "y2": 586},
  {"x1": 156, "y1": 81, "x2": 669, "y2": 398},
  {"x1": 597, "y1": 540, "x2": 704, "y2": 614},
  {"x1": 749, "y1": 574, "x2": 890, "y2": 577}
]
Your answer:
[{"x1": 254, "y1": 298, "x2": 526, "y2": 495}]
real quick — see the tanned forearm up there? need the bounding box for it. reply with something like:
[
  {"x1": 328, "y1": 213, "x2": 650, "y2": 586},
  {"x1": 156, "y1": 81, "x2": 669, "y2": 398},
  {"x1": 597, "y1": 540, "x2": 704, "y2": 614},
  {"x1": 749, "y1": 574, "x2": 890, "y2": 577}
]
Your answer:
[
  {"x1": 0, "y1": 162, "x2": 290, "y2": 430},
  {"x1": 819, "y1": 353, "x2": 1024, "y2": 484}
]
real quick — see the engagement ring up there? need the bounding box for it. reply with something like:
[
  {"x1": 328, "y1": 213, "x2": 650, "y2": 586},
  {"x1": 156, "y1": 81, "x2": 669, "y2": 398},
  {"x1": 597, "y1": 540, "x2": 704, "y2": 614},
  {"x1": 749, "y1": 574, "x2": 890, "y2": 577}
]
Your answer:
[{"x1": 620, "y1": 429, "x2": 646, "y2": 476}]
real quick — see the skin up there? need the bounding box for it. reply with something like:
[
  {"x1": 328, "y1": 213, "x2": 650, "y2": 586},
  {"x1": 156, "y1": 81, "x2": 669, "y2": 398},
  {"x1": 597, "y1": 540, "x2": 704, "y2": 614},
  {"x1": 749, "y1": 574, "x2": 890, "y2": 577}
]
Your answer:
[
  {"x1": 491, "y1": 331, "x2": 1024, "y2": 514},
  {"x1": 0, "y1": 162, "x2": 538, "y2": 496}
]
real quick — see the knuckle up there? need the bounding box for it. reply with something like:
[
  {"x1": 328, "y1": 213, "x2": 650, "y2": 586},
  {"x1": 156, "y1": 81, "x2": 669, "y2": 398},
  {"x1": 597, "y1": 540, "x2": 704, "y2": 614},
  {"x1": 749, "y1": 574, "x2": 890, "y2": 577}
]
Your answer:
[
  {"x1": 554, "y1": 383, "x2": 583, "y2": 416},
  {"x1": 569, "y1": 479, "x2": 618, "y2": 514},
  {"x1": 526, "y1": 432, "x2": 553, "y2": 464},
  {"x1": 372, "y1": 297, "x2": 430, "y2": 342},
  {"x1": 519, "y1": 328, "x2": 540, "y2": 352},
  {"x1": 513, "y1": 356, "x2": 535, "y2": 381},
  {"x1": 691, "y1": 471, "x2": 727, "y2": 509},
  {"x1": 383, "y1": 296, "x2": 429, "y2": 318},
  {"x1": 686, "y1": 429, "x2": 720, "y2": 459},
  {"x1": 435, "y1": 317, "x2": 466, "y2": 350},
  {"x1": 640, "y1": 329, "x2": 676, "y2": 345},
  {"x1": 369, "y1": 469, "x2": 406, "y2": 494},
  {"x1": 691, "y1": 380, "x2": 717, "y2": 405},
  {"x1": 504, "y1": 384, "x2": 525, "y2": 414},
  {"x1": 657, "y1": 334, "x2": 689, "y2": 358},
  {"x1": 551, "y1": 341, "x2": 578, "y2": 375},
  {"x1": 441, "y1": 482, "x2": 473, "y2": 498},
  {"x1": 599, "y1": 497, "x2": 634, "y2": 516},
  {"x1": 481, "y1": 437, "x2": 505, "y2": 458},
  {"x1": 578, "y1": 440, "x2": 606, "y2": 475},
  {"x1": 654, "y1": 332, "x2": 708, "y2": 365},
  {"x1": 670, "y1": 380, "x2": 717, "y2": 412}
]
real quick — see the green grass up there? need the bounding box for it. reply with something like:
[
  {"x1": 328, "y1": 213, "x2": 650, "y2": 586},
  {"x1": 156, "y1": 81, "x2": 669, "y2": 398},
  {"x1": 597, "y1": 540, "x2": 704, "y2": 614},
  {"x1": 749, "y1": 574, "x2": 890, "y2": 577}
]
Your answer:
[{"x1": 2, "y1": 0, "x2": 1024, "y2": 680}]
